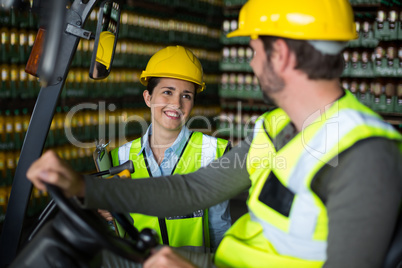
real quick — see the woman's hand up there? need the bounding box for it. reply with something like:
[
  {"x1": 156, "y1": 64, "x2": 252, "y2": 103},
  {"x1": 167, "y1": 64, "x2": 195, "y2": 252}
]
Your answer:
[
  {"x1": 26, "y1": 150, "x2": 85, "y2": 198},
  {"x1": 98, "y1": 209, "x2": 113, "y2": 221}
]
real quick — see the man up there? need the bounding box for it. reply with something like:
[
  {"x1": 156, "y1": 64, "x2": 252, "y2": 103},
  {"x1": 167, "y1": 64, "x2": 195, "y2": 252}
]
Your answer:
[{"x1": 27, "y1": 0, "x2": 402, "y2": 267}]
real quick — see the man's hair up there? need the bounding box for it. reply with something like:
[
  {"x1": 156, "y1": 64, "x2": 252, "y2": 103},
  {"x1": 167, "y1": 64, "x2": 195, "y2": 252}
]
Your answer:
[
  {"x1": 260, "y1": 36, "x2": 345, "y2": 80},
  {"x1": 146, "y1": 77, "x2": 197, "y2": 101}
]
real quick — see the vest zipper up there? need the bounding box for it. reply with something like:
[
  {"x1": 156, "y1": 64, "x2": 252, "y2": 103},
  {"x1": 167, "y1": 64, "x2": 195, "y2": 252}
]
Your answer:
[
  {"x1": 158, "y1": 132, "x2": 193, "y2": 246},
  {"x1": 158, "y1": 218, "x2": 169, "y2": 245},
  {"x1": 142, "y1": 149, "x2": 170, "y2": 245}
]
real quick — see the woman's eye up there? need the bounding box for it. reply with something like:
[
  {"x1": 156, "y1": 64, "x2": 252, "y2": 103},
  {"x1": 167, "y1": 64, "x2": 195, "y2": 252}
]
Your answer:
[
  {"x1": 163, "y1": 91, "x2": 172, "y2": 95},
  {"x1": 183, "y1": 94, "x2": 192, "y2": 100}
]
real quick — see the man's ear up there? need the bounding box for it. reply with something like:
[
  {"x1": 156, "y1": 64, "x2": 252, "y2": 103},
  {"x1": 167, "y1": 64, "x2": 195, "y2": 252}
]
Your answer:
[
  {"x1": 143, "y1": 90, "x2": 151, "y2": 108},
  {"x1": 272, "y1": 39, "x2": 293, "y2": 73}
]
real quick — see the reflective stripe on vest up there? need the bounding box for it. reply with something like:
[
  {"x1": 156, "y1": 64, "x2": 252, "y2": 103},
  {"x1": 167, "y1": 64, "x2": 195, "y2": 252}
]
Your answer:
[
  {"x1": 111, "y1": 132, "x2": 229, "y2": 251},
  {"x1": 215, "y1": 90, "x2": 402, "y2": 267}
]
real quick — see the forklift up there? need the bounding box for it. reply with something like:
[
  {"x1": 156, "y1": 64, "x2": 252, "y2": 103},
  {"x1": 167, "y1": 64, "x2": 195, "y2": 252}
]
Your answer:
[{"x1": 0, "y1": 0, "x2": 158, "y2": 266}]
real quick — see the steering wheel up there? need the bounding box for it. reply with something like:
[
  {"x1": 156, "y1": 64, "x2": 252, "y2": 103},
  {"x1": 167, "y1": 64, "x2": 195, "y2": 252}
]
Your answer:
[{"x1": 46, "y1": 184, "x2": 159, "y2": 263}]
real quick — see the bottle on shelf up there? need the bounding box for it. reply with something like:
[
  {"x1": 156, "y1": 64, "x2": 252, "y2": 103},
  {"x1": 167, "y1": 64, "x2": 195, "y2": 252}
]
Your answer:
[
  {"x1": 371, "y1": 78, "x2": 387, "y2": 112},
  {"x1": 18, "y1": 29, "x2": 28, "y2": 63},
  {"x1": 9, "y1": 27, "x2": 19, "y2": 64},
  {"x1": 0, "y1": 152, "x2": 8, "y2": 221},
  {"x1": 343, "y1": 49, "x2": 351, "y2": 76},
  {"x1": 10, "y1": 64, "x2": 19, "y2": 98},
  {"x1": 397, "y1": 81, "x2": 402, "y2": 113},
  {"x1": 236, "y1": 73, "x2": 244, "y2": 99},
  {"x1": 359, "y1": 79, "x2": 372, "y2": 108},
  {"x1": 374, "y1": 42, "x2": 387, "y2": 75},
  {"x1": 0, "y1": 112, "x2": 5, "y2": 150},
  {"x1": 351, "y1": 49, "x2": 361, "y2": 76},
  {"x1": 384, "y1": 79, "x2": 396, "y2": 113},
  {"x1": 1, "y1": 65, "x2": 10, "y2": 98},
  {"x1": 5, "y1": 150, "x2": 15, "y2": 185},
  {"x1": 375, "y1": 6, "x2": 387, "y2": 39},
  {"x1": 0, "y1": 27, "x2": 10, "y2": 63},
  {"x1": 361, "y1": 16, "x2": 378, "y2": 48},
  {"x1": 13, "y1": 109, "x2": 23, "y2": 150},
  {"x1": 387, "y1": 6, "x2": 398, "y2": 40},
  {"x1": 5, "y1": 110, "x2": 14, "y2": 150},
  {"x1": 350, "y1": 78, "x2": 360, "y2": 99},
  {"x1": 19, "y1": 65, "x2": 28, "y2": 99},
  {"x1": 386, "y1": 42, "x2": 397, "y2": 70}
]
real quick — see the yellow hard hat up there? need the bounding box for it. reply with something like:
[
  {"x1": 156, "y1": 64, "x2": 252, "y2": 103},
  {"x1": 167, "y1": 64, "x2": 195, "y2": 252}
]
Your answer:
[
  {"x1": 96, "y1": 31, "x2": 115, "y2": 70},
  {"x1": 140, "y1": 45, "x2": 206, "y2": 93},
  {"x1": 227, "y1": 0, "x2": 358, "y2": 41}
]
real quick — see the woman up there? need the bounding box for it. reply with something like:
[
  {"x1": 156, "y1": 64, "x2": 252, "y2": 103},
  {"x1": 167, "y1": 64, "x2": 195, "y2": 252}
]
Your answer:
[{"x1": 110, "y1": 45, "x2": 231, "y2": 253}]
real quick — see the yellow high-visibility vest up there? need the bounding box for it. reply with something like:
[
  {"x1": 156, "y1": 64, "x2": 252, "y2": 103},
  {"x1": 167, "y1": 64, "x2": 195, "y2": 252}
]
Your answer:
[
  {"x1": 112, "y1": 132, "x2": 229, "y2": 252},
  {"x1": 215, "y1": 90, "x2": 402, "y2": 267}
]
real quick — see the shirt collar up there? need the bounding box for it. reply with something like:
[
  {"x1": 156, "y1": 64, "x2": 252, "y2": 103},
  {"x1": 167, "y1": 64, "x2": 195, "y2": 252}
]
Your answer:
[{"x1": 138, "y1": 124, "x2": 192, "y2": 157}]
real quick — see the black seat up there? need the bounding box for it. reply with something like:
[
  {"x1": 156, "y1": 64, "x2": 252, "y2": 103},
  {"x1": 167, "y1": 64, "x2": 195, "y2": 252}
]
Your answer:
[{"x1": 383, "y1": 214, "x2": 402, "y2": 268}]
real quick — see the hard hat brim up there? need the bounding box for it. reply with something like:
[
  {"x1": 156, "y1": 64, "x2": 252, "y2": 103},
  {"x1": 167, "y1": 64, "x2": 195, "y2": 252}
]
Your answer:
[
  {"x1": 140, "y1": 74, "x2": 205, "y2": 93},
  {"x1": 227, "y1": 29, "x2": 258, "y2": 39},
  {"x1": 227, "y1": 29, "x2": 359, "y2": 41}
]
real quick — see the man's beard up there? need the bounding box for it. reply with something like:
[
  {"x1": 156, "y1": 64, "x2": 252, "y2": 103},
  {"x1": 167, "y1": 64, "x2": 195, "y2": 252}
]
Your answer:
[
  {"x1": 258, "y1": 60, "x2": 285, "y2": 106},
  {"x1": 262, "y1": 90, "x2": 276, "y2": 105}
]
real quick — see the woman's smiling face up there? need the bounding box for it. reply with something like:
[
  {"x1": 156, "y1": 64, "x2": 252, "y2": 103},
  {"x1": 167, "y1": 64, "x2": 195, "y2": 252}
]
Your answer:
[{"x1": 144, "y1": 77, "x2": 195, "y2": 133}]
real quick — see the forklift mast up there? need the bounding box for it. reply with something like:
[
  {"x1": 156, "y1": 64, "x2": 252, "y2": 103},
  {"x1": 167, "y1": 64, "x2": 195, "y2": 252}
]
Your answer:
[{"x1": 0, "y1": 1, "x2": 99, "y2": 266}]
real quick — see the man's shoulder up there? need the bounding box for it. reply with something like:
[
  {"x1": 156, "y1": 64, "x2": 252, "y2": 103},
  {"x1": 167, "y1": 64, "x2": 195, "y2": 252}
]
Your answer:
[
  {"x1": 313, "y1": 137, "x2": 402, "y2": 203},
  {"x1": 334, "y1": 137, "x2": 401, "y2": 178},
  {"x1": 345, "y1": 137, "x2": 401, "y2": 161}
]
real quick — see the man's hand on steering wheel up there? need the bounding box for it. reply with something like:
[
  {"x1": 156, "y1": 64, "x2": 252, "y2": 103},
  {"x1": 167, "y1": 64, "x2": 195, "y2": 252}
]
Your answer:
[
  {"x1": 27, "y1": 150, "x2": 85, "y2": 198},
  {"x1": 144, "y1": 247, "x2": 197, "y2": 268},
  {"x1": 25, "y1": 150, "x2": 159, "y2": 264}
]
